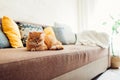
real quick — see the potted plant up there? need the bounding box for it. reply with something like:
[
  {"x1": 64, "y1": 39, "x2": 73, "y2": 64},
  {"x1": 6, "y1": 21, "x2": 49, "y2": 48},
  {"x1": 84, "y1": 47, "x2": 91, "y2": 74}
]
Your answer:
[
  {"x1": 103, "y1": 16, "x2": 120, "y2": 68},
  {"x1": 111, "y1": 19, "x2": 120, "y2": 68}
]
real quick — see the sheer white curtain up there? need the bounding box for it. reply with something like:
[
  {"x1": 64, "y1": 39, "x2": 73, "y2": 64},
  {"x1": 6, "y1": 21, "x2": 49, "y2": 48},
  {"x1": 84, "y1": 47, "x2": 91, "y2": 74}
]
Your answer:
[
  {"x1": 78, "y1": 0, "x2": 120, "y2": 34},
  {"x1": 78, "y1": 0, "x2": 120, "y2": 53},
  {"x1": 78, "y1": 0, "x2": 96, "y2": 32}
]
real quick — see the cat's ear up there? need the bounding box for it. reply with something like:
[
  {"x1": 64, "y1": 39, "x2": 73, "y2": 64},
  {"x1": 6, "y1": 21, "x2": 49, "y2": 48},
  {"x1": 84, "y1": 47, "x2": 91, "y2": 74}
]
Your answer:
[
  {"x1": 40, "y1": 32, "x2": 45, "y2": 38},
  {"x1": 29, "y1": 32, "x2": 32, "y2": 35},
  {"x1": 29, "y1": 32, "x2": 32, "y2": 34}
]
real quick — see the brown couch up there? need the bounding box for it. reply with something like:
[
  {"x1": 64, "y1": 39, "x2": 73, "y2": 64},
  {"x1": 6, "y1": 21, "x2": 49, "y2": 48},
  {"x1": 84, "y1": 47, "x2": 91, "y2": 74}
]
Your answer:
[
  {"x1": 0, "y1": 19, "x2": 110, "y2": 80},
  {"x1": 0, "y1": 45, "x2": 110, "y2": 80}
]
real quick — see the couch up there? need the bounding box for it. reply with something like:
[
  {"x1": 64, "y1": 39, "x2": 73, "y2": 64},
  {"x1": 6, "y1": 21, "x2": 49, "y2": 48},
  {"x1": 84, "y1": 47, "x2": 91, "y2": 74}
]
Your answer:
[{"x1": 0, "y1": 16, "x2": 110, "y2": 80}]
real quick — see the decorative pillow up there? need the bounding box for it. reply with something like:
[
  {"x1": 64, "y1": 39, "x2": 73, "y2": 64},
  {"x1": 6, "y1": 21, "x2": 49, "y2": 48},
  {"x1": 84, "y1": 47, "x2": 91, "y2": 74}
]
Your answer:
[
  {"x1": 18, "y1": 23, "x2": 43, "y2": 46},
  {"x1": 44, "y1": 27, "x2": 64, "y2": 50},
  {"x1": 53, "y1": 23, "x2": 76, "y2": 45},
  {"x1": 0, "y1": 25, "x2": 10, "y2": 48},
  {"x1": 2, "y1": 16, "x2": 23, "y2": 48}
]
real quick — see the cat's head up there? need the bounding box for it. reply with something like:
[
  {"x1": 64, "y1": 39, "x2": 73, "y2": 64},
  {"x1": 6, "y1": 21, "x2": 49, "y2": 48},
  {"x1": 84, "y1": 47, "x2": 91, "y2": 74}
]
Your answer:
[{"x1": 28, "y1": 32, "x2": 45, "y2": 44}]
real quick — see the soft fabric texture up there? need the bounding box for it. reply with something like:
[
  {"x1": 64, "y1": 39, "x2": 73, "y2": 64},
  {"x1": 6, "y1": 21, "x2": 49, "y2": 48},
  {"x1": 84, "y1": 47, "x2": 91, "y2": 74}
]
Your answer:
[
  {"x1": 76, "y1": 30, "x2": 110, "y2": 48},
  {"x1": 2, "y1": 16, "x2": 23, "y2": 48},
  {"x1": 0, "y1": 45, "x2": 108, "y2": 80},
  {"x1": 18, "y1": 23, "x2": 43, "y2": 46},
  {"x1": 0, "y1": 25, "x2": 10, "y2": 48},
  {"x1": 26, "y1": 32, "x2": 48, "y2": 51},
  {"x1": 53, "y1": 23, "x2": 76, "y2": 45},
  {"x1": 44, "y1": 27, "x2": 64, "y2": 50}
]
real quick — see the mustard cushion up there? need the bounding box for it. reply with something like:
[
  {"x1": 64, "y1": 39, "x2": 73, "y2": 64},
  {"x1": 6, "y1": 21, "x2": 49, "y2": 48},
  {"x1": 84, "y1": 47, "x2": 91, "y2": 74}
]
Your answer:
[
  {"x1": 44, "y1": 26, "x2": 64, "y2": 50},
  {"x1": 44, "y1": 27, "x2": 56, "y2": 38},
  {"x1": 2, "y1": 16, "x2": 23, "y2": 48},
  {"x1": 44, "y1": 27, "x2": 58, "y2": 48}
]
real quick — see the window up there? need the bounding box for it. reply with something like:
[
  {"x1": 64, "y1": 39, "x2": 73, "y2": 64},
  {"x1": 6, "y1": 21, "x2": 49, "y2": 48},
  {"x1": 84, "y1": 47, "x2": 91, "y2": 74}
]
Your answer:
[
  {"x1": 78, "y1": 0, "x2": 120, "y2": 53},
  {"x1": 79, "y1": 0, "x2": 120, "y2": 33}
]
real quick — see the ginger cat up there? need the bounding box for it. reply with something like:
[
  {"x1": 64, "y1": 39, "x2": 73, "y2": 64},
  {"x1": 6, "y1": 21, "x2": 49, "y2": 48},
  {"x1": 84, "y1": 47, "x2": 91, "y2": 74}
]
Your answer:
[
  {"x1": 44, "y1": 27, "x2": 64, "y2": 50},
  {"x1": 26, "y1": 32, "x2": 48, "y2": 51}
]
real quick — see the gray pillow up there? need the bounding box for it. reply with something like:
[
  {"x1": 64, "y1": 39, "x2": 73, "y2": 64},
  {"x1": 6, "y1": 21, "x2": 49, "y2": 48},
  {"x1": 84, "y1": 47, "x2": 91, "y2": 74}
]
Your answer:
[
  {"x1": 0, "y1": 25, "x2": 10, "y2": 48},
  {"x1": 53, "y1": 23, "x2": 76, "y2": 45}
]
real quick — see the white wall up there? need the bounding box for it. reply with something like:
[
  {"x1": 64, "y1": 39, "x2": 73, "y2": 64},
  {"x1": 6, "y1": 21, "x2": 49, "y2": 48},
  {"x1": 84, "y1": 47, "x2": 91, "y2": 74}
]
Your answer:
[{"x1": 0, "y1": 0, "x2": 78, "y2": 32}]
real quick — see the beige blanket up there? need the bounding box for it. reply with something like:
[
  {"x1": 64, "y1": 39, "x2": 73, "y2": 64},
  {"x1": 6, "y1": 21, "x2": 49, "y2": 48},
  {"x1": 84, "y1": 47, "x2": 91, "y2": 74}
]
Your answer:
[{"x1": 76, "y1": 30, "x2": 110, "y2": 48}]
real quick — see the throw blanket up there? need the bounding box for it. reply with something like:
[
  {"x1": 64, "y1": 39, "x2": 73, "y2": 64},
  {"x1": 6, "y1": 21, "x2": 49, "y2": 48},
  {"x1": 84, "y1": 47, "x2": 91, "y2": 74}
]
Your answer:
[{"x1": 76, "y1": 31, "x2": 110, "y2": 48}]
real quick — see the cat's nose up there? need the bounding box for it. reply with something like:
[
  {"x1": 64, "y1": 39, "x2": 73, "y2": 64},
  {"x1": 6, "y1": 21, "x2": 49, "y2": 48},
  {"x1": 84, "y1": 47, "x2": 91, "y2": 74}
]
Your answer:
[{"x1": 37, "y1": 42, "x2": 39, "y2": 44}]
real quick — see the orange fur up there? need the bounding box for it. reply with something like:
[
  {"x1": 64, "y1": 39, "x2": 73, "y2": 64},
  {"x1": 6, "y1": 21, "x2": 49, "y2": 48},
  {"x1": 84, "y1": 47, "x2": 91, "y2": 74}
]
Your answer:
[
  {"x1": 44, "y1": 27, "x2": 64, "y2": 50},
  {"x1": 26, "y1": 32, "x2": 48, "y2": 51}
]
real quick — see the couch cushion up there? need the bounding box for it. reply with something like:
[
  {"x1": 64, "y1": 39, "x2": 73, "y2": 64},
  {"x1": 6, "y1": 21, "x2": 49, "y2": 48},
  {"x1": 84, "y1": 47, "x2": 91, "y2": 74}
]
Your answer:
[
  {"x1": 53, "y1": 23, "x2": 76, "y2": 45},
  {"x1": 18, "y1": 22, "x2": 43, "y2": 46},
  {"x1": 2, "y1": 16, "x2": 23, "y2": 48},
  {"x1": 0, "y1": 25, "x2": 10, "y2": 48},
  {"x1": 0, "y1": 45, "x2": 108, "y2": 80},
  {"x1": 43, "y1": 26, "x2": 63, "y2": 50}
]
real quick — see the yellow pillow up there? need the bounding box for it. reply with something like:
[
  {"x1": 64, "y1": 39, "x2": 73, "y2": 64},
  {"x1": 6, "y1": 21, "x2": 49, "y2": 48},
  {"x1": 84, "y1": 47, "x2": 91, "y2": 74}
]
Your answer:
[
  {"x1": 2, "y1": 16, "x2": 23, "y2": 48},
  {"x1": 44, "y1": 26, "x2": 56, "y2": 38},
  {"x1": 44, "y1": 27, "x2": 63, "y2": 50}
]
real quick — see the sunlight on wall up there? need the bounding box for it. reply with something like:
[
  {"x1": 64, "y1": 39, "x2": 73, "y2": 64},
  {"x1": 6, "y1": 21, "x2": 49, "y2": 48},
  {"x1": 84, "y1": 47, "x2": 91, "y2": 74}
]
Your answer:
[
  {"x1": 0, "y1": 0, "x2": 78, "y2": 32},
  {"x1": 87, "y1": 0, "x2": 120, "y2": 52},
  {"x1": 88, "y1": 0, "x2": 120, "y2": 34}
]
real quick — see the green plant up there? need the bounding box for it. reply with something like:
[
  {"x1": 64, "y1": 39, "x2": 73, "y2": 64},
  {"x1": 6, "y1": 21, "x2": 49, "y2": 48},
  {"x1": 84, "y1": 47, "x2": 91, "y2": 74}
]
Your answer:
[{"x1": 103, "y1": 16, "x2": 120, "y2": 56}]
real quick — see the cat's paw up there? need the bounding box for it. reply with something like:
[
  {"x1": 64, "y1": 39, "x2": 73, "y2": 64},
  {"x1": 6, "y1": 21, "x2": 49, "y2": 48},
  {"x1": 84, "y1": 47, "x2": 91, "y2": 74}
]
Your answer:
[
  {"x1": 50, "y1": 45, "x2": 64, "y2": 50},
  {"x1": 31, "y1": 48, "x2": 36, "y2": 51},
  {"x1": 44, "y1": 46, "x2": 48, "y2": 50},
  {"x1": 50, "y1": 46, "x2": 56, "y2": 50},
  {"x1": 41, "y1": 46, "x2": 48, "y2": 50},
  {"x1": 56, "y1": 45, "x2": 64, "y2": 50}
]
